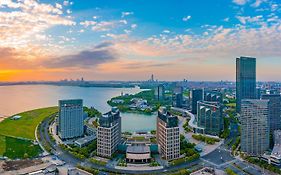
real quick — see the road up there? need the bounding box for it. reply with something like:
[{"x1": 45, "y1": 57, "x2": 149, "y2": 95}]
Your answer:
[
  {"x1": 38, "y1": 116, "x2": 203, "y2": 174},
  {"x1": 37, "y1": 113, "x2": 267, "y2": 175}
]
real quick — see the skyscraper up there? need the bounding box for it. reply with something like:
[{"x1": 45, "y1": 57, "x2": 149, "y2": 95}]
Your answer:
[
  {"x1": 262, "y1": 94, "x2": 281, "y2": 132},
  {"x1": 156, "y1": 107, "x2": 180, "y2": 160},
  {"x1": 197, "y1": 101, "x2": 223, "y2": 136},
  {"x1": 58, "y1": 99, "x2": 84, "y2": 140},
  {"x1": 191, "y1": 89, "x2": 203, "y2": 114},
  {"x1": 240, "y1": 99, "x2": 269, "y2": 156},
  {"x1": 97, "y1": 107, "x2": 121, "y2": 158},
  {"x1": 236, "y1": 57, "x2": 256, "y2": 113},
  {"x1": 154, "y1": 84, "x2": 165, "y2": 101}
]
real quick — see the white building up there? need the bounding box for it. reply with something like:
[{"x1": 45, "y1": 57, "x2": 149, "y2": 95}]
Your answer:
[
  {"x1": 58, "y1": 99, "x2": 84, "y2": 140},
  {"x1": 156, "y1": 107, "x2": 180, "y2": 160},
  {"x1": 97, "y1": 107, "x2": 121, "y2": 158}
]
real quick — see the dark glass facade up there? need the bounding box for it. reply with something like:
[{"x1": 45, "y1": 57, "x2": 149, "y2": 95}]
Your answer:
[{"x1": 236, "y1": 57, "x2": 256, "y2": 113}]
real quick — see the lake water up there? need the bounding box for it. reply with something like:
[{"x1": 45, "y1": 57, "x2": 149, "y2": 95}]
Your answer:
[{"x1": 0, "y1": 85, "x2": 156, "y2": 132}]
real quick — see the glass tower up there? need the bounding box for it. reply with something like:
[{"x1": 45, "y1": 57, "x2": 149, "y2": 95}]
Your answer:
[{"x1": 236, "y1": 57, "x2": 256, "y2": 113}]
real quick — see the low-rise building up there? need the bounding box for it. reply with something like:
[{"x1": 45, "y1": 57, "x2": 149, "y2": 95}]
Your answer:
[{"x1": 74, "y1": 135, "x2": 96, "y2": 148}]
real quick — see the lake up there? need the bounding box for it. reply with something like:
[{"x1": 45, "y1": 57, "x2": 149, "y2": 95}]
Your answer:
[{"x1": 0, "y1": 85, "x2": 156, "y2": 132}]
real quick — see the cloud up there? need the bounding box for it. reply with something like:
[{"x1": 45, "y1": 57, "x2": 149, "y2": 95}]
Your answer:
[
  {"x1": 92, "y1": 21, "x2": 126, "y2": 32},
  {"x1": 163, "y1": 30, "x2": 171, "y2": 33},
  {"x1": 251, "y1": 0, "x2": 267, "y2": 7},
  {"x1": 121, "y1": 11, "x2": 134, "y2": 18},
  {"x1": 236, "y1": 15, "x2": 264, "y2": 24},
  {"x1": 0, "y1": 42, "x2": 118, "y2": 70},
  {"x1": 232, "y1": 0, "x2": 249, "y2": 5},
  {"x1": 121, "y1": 61, "x2": 173, "y2": 70},
  {"x1": 43, "y1": 50, "x2": 117, "y2": 68},
  {"x1": 182, "y1": 15, "x2": 191, "y2": 21},
  {"x1": 0, "y1": 0, "x2": 75, "y2": 48}
]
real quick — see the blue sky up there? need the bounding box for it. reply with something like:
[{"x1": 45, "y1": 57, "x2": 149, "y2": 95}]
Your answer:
[{"x1": 0, "y1": 0, "x2": 281, "y2": 81}]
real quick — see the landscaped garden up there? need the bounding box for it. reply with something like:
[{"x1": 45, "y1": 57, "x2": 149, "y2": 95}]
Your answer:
[{"x1": 192, "y1": 134, "x2": 220, "y2": 145}]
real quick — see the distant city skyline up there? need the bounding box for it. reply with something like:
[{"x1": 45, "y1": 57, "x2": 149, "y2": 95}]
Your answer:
[{"x1": 0, "y1": 0, "x2": 281, "y2": 81}]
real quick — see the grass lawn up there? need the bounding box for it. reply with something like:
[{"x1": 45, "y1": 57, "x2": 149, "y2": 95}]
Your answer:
[
  {"x1": 226, "y1": 103, "x2": 236, "y2": 108},
  {"x1": 0, "y1": 135, "x2": 6, "y2": 156},
  {"x1": 0, "y1": 107, "x2": 58, "y2": 140},
  {"x1": 0, "y1": 135, "x2": 42, "y2": 159}
]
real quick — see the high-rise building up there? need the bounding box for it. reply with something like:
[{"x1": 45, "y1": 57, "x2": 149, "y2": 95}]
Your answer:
[
  {"x1": 191, "y1": 89, "x2": 203, "y2": 114},
  {"x1": 97, "y1": 107, "x2": 121, "y2": 158},
  {"x1": 154, "y1": 84, "x2": 165, "y2": 101},
  {"x1": 236, "y1": 57, "x2": 256, "y2": 113},
  {"x1": 156, "y1": 107, "x2": 180, "y2": 160},
  {"x1": 262, "y1": 94, "x2": 281, "y2": 132},
  {"x1": 204, "y1": 90, "x2": 222, "y2": 103},
  {"x1": 197, "y1": 101, "x2": 223, "y2": 136},
  {"x1": 58, "y1": 99, "x2": 84, "y2": 140},
  {"x1": 240, "y1": 99, "x2": 269, "y2": 156},
  {"x1": 173, "y1": 93, "x2": 183, "y2": 108}
]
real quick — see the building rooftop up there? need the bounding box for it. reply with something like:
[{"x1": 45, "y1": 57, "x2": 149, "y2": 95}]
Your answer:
[
  {"x1": 99, "y1": 107, "x2": 120, "y2": 127},
  {"x1": 75, "y1": 135, "x2": 96, "y2": 145},
  {"x1": 158, "y1": 107, "x2": 178, "y2": 128},
  {"x1": 127, "y1": 145, "x2": 150, "y2": 154}
]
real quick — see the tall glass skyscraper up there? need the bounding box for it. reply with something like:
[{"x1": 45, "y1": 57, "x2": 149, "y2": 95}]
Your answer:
[
  {"x1": 58, "y1": 99, "x2": 84, "y2": 140},
  {"x1": 236, "y1": 57, "x2": 256, "y2": 113}
]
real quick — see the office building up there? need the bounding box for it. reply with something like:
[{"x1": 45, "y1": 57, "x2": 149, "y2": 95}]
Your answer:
[
  {"x1": 156, "y1": 107, "x2": 180, "y2": 160},
  {"x1": 173, "y1": 93, "x2": 183, "y2": 108},
  {"x1": 154, "y1": 84, "x2": 165, "y2": 101},
  {"x1": 97, "y1": 107, "x2": 121, "y2": 158},
  {"x1": 240, "y1": 99, "x2": 269, "y2": 156},
  {"x1": 197, "y1": 101, "x2": 223, "y2": 136},
  {"x1": 236, "y1": 57, "x2": 256, "y2": 113},
  {"x1": 262, "y1": 94, "x2": 281, "y2": 132},
  {"x1": 191, "y1": 89, "x2": 203, "y2": 114},
  {"x1": 58, "y1": 99, "x2": 84, "y2": 140},
  {"x1": 204, "y1": 90, "x2": 222, "y2": 103}
]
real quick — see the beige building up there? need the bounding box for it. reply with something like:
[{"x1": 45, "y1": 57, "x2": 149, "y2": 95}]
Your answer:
[
  {"x1": 156, "y1": 107, "x2": 180, "y2": 160},
  {"x1": 97, "y1": 107, "x2": 121, "y2": 158}
]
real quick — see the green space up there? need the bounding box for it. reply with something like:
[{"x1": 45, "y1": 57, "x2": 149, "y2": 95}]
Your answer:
[
  {"x1": 107, "y1": 89, "x2": 172, "y2": 114},
  {"x1": 183, "y1": 120, "x2": 191, "y2": 133},
  {"x1": 225, "y1": 168, "x2": 237, "y2": 175},
  {"x1": 60, "y1": 140, "x2": 97, "y2": 159},
  {"x1": 232, "y1": 136, "x2": 240, "y2": 153},
  {"x1": 77, "y1": 165, "x2": 99, "y2": 175},
  {"x1": 245, "y1": 156, "x2": 281, "y2": 174},
  {"x1": 89, "y1": 158, "x2": 107, "y2": 166},
  {"x1": 83, "y1": 107, "x2": 102, "y2": 118},
  {"x1": 0, "y1": 135, "x2": 41, "y2": 159},
  {"x1": 192, "y1": 134, "x2": 220, "y2": 145},
  {"x1": 170, "y1": 135, "x2": 199, "y2": 166},
  {"x1": 0, "y1": 135, "x2": 6, "y2": 156},
  {"x1": 220, "y1": 117, "x2": 230, "y2": 139},
  {"x1": 0, "y1": 107, "x2": 58, "y2": 140}
]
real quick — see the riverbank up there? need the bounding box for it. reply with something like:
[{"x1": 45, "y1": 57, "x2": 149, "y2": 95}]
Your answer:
[{"x1": 107, "y1": 89, "x2": 172, "y2": 115}]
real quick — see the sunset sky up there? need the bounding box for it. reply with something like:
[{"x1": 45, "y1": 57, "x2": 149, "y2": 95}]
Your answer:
[{"x1": 0, "y1": 0, "x2": 281, "y2": 81}]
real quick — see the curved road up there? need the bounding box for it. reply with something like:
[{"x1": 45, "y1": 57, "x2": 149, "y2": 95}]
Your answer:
[{"x1": 38, "y1": 116, "x2": 201, "y2": 174}]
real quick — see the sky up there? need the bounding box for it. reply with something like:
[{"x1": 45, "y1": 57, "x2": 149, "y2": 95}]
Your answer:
[{"x1": 0, "y1": 0, "x2": 281, "y2": 82}]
